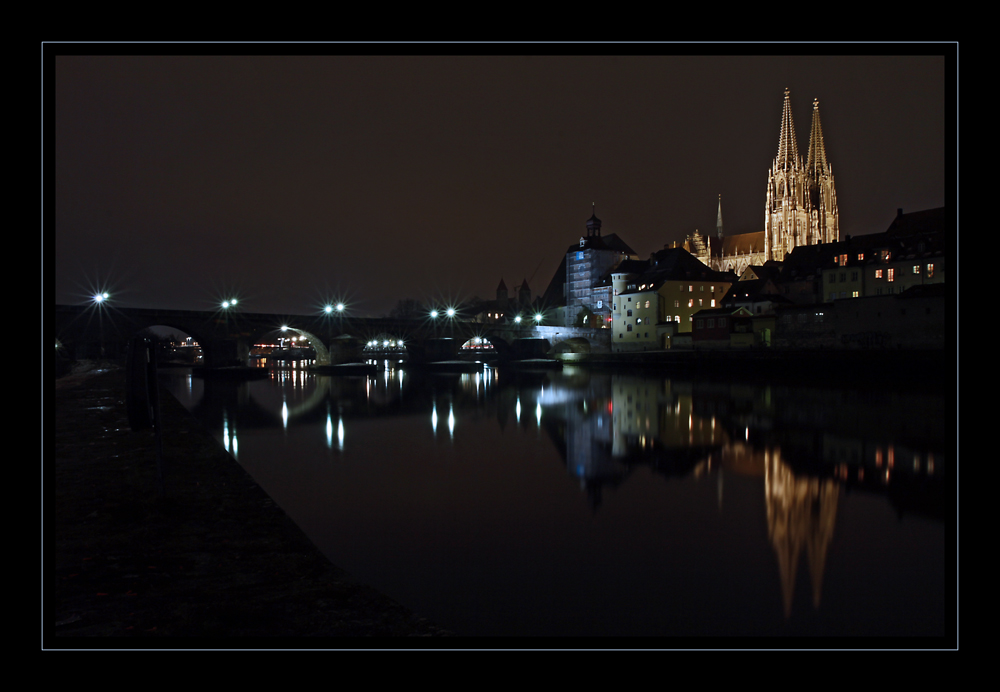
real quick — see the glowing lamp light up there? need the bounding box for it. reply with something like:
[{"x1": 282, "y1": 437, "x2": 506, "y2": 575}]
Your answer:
[
  {"x1": 324, "y1": 305, "x2": 333, "y2": 314},
  {"x1": 281, "y1": 325, "x2": 289, "y2": 332},
  {"x1": 93, "y1": 292, "x2": 108, "y2": 304},
  {"x1": 534, "y1": 313, "x2": 543, "y2": 323},
  {"x1": 446, "y1": 308, "x2": 456, "y2": 317},
  {"x1": 514, "y1": 315, "x2": 522, "y2": 323},
  {"x1": 430, "y1": 310, "x2": 439, "y2": 318},
  {"x1": 336, "y1": 303, "x2": 345, "y2": 312}
]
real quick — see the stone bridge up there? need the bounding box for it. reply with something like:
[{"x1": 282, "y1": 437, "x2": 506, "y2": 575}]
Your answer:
[{"x1": 54, "y1": 305, "x2": 610, "y2": 368}]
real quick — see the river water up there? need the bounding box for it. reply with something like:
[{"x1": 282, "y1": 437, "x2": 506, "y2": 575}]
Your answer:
[{"x1": 159, "y1": 360, "x2": 952, "y2": 641}]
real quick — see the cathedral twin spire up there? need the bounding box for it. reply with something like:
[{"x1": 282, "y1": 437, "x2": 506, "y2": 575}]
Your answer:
[{"x1": 765, "y1": 88, "x2": 839, "y2": 260}]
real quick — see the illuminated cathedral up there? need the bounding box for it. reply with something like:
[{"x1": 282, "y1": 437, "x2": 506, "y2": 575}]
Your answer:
[{"x1": 678, "y1": 89, "x2": 840, "y2": 275}]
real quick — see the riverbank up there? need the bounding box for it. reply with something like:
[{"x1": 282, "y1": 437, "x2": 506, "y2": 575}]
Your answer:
[{"x1": 48, "y1": 362, "x2": 453, "y2": 646}]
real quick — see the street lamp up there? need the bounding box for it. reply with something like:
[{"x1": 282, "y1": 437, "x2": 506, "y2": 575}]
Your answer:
[{"x1": 534, "y1": 313, "x2": 543, "y2": 324}]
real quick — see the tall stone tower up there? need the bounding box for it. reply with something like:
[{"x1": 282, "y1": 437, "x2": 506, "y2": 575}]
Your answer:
[{"x1": 765, "y1": 89, "x2": 839, "y2": 261}]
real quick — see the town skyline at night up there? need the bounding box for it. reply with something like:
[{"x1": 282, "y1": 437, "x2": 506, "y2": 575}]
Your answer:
[{"x1": 51, "y1": 48, "x2": 949, "y2": 317}]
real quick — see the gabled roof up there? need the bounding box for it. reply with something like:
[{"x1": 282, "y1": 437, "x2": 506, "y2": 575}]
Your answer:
[
  {"x1": 717, "y1": 231, "x2": 766, "y2": 257},
  {"x1": 621, "y1": 247, "x2": 735, "y2": 293},
  {"x1": 885, "y1": 207, "x2": 946, "y2": 237},
  {"x1": 541, "y1": 255, "x2": 567, "y2": 308},
  {"x1": 566, "y1": 232, "x2": 638, "y2": 257},
  {"x1": 692, "y1": 306, "x2": 753, "y2": 319}
]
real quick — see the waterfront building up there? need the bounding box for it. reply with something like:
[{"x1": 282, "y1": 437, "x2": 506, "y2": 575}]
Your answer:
[
  {"x1": 611, "y1": 247, "x2": 736, "y2": 351},
  {"x1": 820, "y1": 207, "x2": 946, "y2": 302},
  {"x1": 691, "y1": 306, "x2": 755, "y2": 348},
  {"x1": 544, "y1": 207, "x2": 639, "y2": 328}
]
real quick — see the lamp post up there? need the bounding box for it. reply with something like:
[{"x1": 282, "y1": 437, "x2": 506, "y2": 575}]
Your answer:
[{"x1": 92, "y1": 292, "x2": 109, "y2": 357}]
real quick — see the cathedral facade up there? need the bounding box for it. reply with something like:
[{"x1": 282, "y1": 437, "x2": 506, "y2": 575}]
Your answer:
[
  {"x1": 764, "y1": 88, "x2": 839, "y2": 260},
  {"x1": 677, "y1": 90, "x2": 839, "y2": 275}
]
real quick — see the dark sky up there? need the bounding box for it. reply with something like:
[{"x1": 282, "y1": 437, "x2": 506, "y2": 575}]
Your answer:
[{"x1": 52, "y1": 50, "x2": 949, "y2": 317}]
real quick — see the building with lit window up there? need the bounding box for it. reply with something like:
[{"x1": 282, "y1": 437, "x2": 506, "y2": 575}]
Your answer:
[
  {"x1": 611, "y1": 247, "x2": 736, "y2": 350},
  {"x1": 820, "y1": 207, "x2": 946, "y2": 302},
  {"x1": 543, "y1": 207, "x2": 639, "y2": 328}
]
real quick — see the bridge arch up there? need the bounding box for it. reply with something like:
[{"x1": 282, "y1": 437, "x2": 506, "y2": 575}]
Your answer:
[{"x1": 251, "y1": 326, "x2": 330, "y2": 365}]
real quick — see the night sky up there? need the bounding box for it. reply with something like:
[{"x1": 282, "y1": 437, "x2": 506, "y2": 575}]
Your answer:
[{"x1": 51, "y1": 49, "x2": 950, "y2": 317}]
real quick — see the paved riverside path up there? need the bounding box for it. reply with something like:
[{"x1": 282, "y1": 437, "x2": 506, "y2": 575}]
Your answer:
[{"x1": 49, "y1": 364, "x2": 452, "y2": 643}]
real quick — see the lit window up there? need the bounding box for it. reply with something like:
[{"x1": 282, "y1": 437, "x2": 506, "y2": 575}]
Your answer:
[
  {"x1": 688, "y1": 299, "x2": 693, "y2": 308},
  {"x1": 858, "y1": 253, "x2": 864, "y2": 261},
  {"x1": 927, "y1": 263, "x2": 935, "y2": 278},
  {"x1": 852, "y1": 291, "x2": 859, "y2": 298},
  {"x1": 645, "y1": 300, "x2": 650, "y2": 308},
  {"x1": 597, "y1": 300, "x2": 603, "y2": 308},
  {"x1": 887, "y1": 268, "x2": 895, "y2": 282},
  {"x1": 711, "y1": 300, "x2": 716, "y2": 307},
  {"x1": 839, "y1": 253, "x2": 848, "y2": 266},
  {"x1": 913, "y1": 265, "x2": 920, "y2": 275},
  {"x1": 875, "y1": 269, "x2": 883, "y2": 279}
]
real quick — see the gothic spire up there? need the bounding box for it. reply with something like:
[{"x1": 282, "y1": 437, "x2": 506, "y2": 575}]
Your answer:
[
  {"x1": 775, "y1": 88, "x2": 799, "y2": 171},
  {"x1": 716, "y1": 194, "x2": 724, "y2": 239},
  {"x1": 806, "y1": 98, "x2": 830, "y2": 178}
]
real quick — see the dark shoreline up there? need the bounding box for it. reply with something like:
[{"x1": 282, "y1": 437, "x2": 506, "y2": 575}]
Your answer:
[{"x1": 48, "y1": 364, "x2": 454, "y2": 646}]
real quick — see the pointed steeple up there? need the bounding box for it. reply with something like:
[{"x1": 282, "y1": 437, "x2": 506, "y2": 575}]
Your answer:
[
  {"x1": 806, "y1": 98, "x2": 829, "y2": 178},
  {"x1": 775, "y1": 88, "x2": 800, "y2": 171},
  {"x1": 716, "y1": 194, "x2": 724, "y2": 239}
]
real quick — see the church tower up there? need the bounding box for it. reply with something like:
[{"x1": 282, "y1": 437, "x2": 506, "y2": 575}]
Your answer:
[
  {"x1": 765, "y1": 89, "x2": 839, "y2": 261},
  {"x1": 805, "y1": 98, "x2": 839, "y2": 246}
]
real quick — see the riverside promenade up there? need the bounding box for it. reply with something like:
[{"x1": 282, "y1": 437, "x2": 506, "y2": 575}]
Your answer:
[{"x1": 48, "y1": 363, "x2": 452, "y2": 645}]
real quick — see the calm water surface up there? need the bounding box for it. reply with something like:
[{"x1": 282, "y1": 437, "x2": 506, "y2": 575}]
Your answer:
[{"x1": 160, "y1": 361, "x2": 951, "y2": 640}]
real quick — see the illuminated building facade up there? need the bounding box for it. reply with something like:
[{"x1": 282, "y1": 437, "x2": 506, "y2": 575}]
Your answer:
[
  {"x1": 674, "y1": 90, "x2": 840, "y2": 274},
  {"x1": 562, "y1": 208, "x2": 639, "y2": 328},
  {"x1": 611, "y1": 247, "x2": 735, "y2": 350},
  {"x1": 764, "y1": 89, "x2": 839, "y2": 261}
]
